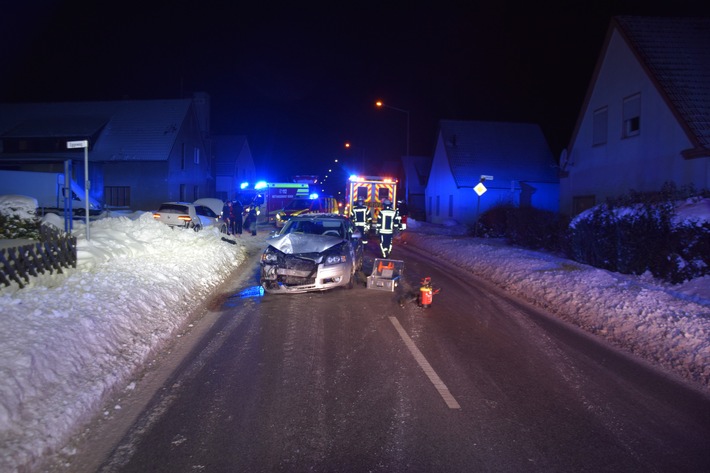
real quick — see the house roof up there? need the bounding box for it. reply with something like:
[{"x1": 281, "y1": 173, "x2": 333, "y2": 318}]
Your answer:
[
  {"x1": 438, "y1": 120, "x2": 558, "y2": 188},
  {"x1": 0, "y1": 99, "x2": 194, "y2": 161},
  {"x1": 615, "y1": 16, "x2": 710, "y2": 153}
]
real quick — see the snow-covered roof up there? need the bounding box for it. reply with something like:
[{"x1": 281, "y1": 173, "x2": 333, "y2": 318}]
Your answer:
[
  {"x1": 615, "y1": 16, "x2": 710, "y2": 155},
  {"x1": 438, "y1": 119, "x2": 559, "y2": 188},
  {"x1": 0, "y1": 99, "x2": 194, "y2": 161}
]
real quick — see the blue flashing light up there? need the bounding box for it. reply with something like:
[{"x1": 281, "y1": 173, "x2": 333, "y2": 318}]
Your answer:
[
  {"x1": 254, "y1": 181, "x2": 267, "y2": 190},
  {"x1": 240, "y1": 182, "x2": 249, "y2": 189},
  {"x1": 239, "y1": 285, "x2": 265, "y2": 298},
  {"x1": 309, "y1": 193, "x2": 319, "y2": 199},
  {"x1": 349, "y1": 174, "x2": 358, "y2": 181}
]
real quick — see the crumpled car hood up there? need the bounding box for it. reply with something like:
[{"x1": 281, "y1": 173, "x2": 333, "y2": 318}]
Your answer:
[{"x1": 267, "y1": 233, "x2": 343, "y2": 254}]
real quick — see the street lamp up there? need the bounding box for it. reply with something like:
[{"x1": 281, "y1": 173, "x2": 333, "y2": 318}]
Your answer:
[{"x1": 375, "y1": 100, "x2": 410, "y2": 157}]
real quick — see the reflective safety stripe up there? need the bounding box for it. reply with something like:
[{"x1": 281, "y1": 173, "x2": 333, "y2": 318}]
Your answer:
[{"x1": 353, "y1": 207, "x2": 367, "y2": 223}]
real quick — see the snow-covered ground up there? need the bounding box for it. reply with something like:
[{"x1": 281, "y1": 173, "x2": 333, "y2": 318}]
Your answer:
[{"x1": 0, "y1": 198, "x2": 709, "y2": 472}]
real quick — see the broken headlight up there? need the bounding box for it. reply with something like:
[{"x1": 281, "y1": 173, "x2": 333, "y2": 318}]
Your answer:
[{"x1": 262, "y1": 247, "x2": 279, "y2": 264}]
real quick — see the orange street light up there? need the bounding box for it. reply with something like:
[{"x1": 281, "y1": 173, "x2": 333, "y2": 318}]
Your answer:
[{"x1": 374, "y1": 99, "x2": 410, "y2": 157}]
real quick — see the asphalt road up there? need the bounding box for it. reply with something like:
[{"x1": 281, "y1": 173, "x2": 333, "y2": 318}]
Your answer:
[{"x1": 76, "y1": 240, "x2": 710, "y2": 472}]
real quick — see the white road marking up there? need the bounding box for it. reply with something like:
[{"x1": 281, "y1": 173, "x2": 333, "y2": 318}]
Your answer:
[{"x1": 389, "y1": 316, "x2": 461, "y2": 409}]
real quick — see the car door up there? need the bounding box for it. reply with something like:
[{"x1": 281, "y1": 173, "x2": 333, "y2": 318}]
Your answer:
[{"x1": 195, "y1": 205, "x2": 218, "y2": 227}]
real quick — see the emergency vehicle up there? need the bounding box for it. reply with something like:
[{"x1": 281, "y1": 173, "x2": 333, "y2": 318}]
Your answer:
[
  {"x1": 345, "y1": 175, "x2": 398, "y2": 223},
  {"x1": 245, "y1": 182, "x2": 310, "y2": 224}
]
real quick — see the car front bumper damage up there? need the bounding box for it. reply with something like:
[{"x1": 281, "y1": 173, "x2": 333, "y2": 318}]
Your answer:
[{"x1": 261, "y1": 259, "x2": 351, "y2": 293}]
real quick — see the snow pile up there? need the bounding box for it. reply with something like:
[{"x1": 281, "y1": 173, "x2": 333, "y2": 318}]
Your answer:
[
  {"x1": 0, "y1": 194, "x2": 38, "y2": 219},
  {"x1": 0, "y1": 211, "x2": 250, "y2": 472}
]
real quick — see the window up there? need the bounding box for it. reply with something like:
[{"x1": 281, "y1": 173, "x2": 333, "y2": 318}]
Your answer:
[
  {"x1": 194, "y1": 147, "x2": 200, "y2": 164},
  {"x1": 436, "y1": 195, "x2": 440, "y2": 217},
  {"x1": 104, "y1": 186, "x2": 130, "y2": 207},
  {"x1": 622, "y1": 93, "x2": 640, "y2": 138},
  {"x1": 428, "y1": 196, "x2": 432, "y2": 216},
  {"x1": 357, "y1": 187, "x2": 368, "y2": 201},
  {"x1": 180, "y1": 184, "x2": 187, "y2": 202},
  {"x1": 592, "y1": 107, "x2": 608, "y2": 145},
  {"x1": 448, "y1": 195, "x2": 454, "y2": 218}
]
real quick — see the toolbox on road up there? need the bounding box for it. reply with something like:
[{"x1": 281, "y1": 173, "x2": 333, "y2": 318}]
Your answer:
[{"x1": 367, "y1": 258, "x2": 404, "y2": 292}]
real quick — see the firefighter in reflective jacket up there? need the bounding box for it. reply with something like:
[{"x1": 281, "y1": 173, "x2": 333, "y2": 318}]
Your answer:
[
  {"x1": 376, "y1": 199, "x2": 400, "y2": 258},
  {"x1": 350, "y1": 198, "x2": 372, "y2": 244}
]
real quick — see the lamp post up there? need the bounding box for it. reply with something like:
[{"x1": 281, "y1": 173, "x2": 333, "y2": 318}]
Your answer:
[{"x1": 375, "y1": 100, "x2": 410, "y2": 157}]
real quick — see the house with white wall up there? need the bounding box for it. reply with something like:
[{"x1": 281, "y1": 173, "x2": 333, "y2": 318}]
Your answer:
[
  {"x1": 426, "y1": 120, "x2": 559, "y2": 225},
  {"x1": 560, "y1": 16, "x2": 710, "y2": 216}
]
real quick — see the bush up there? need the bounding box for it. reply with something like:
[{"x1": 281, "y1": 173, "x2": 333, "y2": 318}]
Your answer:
[
  {"x1": 568, "y1": 183, "x2": 710, "y2": 283},
  {"x1": 476, "y1": 204, "x2": 570, "y2": 254},
  {"x1": 0, "y1": 213, "x2": 41, "y2": 240},
  {"x1": 472, "y1": 183, "x2": 709, "y2": 283}
]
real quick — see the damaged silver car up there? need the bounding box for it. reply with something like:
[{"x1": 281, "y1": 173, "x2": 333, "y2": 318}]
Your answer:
[{"x1": 260, "y1": 213, "x2": 364, "y2": 293}]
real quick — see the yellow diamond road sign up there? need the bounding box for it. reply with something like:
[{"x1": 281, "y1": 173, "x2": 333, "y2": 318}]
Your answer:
[{"x1": 474, "y1": 182, "x2": 487, "y2": 196}]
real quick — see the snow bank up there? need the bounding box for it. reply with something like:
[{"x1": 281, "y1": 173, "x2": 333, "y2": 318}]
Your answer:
[
  {"x1": 400, "y1": 220, "x2": 710, "y2": 391},
  {"x1": 0, "y1": 213, "x2": 248, "y2": 472}
]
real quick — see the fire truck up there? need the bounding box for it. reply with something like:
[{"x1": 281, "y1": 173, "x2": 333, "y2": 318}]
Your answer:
[{"x1": 345, "y1": 175, "x2": 398, "y2": 223}]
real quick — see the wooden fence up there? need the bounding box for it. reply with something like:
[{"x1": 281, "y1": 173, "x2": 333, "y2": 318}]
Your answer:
[{"x1": 0, "y1": 225, "x2": 77, "y2": 289}]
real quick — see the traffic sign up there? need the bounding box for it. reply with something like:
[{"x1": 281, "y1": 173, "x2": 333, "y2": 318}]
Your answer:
[
  {"x1": 66, "y1": 140, "x2": 88, "y2": 149},
  {"x1": 474, "y1": 182, "x2": 487, "y2": 196}
]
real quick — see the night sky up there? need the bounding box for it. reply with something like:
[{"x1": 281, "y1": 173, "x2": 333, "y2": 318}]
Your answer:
[{"x1": 2, "y1": 0, "x2": 709, "y2": 185}]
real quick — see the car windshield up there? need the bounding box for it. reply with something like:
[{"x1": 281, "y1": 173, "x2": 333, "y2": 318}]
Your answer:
[
  {"x1": 285, "y1": 199, "x2": 313, "y2": 211},
  {"x1": 282, "y1": 219, "x2": 343, "y2": 238},
  {"x1": 158, "y1": 204, "x2": 189, "y2": 213}
]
